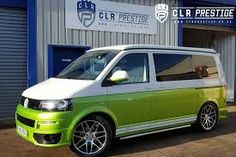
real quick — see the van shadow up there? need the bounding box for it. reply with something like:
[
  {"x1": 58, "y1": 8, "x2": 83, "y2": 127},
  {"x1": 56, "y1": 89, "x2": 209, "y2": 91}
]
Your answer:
[{"x1": 108, "y1": 108, "x2": 236, "y2": 156}]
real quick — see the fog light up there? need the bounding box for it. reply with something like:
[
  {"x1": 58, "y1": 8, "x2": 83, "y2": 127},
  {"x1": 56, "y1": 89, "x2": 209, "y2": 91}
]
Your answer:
[{"x1": 33, "y1": 133, "x2": 61, "y2": 144}]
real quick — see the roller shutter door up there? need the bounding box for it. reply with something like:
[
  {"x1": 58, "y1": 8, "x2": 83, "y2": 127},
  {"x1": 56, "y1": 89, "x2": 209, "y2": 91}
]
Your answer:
[{"x1": 0, "y1": 7, "x2": 27, "y2": 121}]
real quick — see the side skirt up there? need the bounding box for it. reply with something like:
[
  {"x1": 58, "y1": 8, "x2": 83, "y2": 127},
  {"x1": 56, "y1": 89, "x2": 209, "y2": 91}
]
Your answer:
[
  {"x1": 116, "y1": 116, "x2": 197, "y2": 139},
  {"x1": 120, "y1": 124, "x2": 191, "y2": 140}
]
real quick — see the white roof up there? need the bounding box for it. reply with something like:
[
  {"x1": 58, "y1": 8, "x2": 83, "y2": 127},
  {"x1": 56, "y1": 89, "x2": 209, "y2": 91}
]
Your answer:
[{"x1": 88, "y1": 44, "x2": 216, "y2": 54}]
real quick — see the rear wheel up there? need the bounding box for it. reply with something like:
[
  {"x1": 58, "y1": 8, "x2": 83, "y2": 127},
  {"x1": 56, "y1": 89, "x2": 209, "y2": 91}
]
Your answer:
[
  {"x1": 70, "y1": 115, "x2": 113, "y2": 157},
  {"x1": 196, "y1": 103, "x2": 218, "y2": 132}
]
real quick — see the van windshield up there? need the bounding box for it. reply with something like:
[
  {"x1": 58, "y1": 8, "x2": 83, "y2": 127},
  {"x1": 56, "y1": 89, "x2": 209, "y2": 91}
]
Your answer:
[{"x1": 57, "y1": 50, "x2": 118, "y2": 80}]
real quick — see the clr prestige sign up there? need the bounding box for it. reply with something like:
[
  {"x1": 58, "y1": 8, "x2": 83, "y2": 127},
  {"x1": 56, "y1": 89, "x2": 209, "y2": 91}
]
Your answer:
[{"x1": 65, "y1": 0, "x2": 157, "y2": 34}]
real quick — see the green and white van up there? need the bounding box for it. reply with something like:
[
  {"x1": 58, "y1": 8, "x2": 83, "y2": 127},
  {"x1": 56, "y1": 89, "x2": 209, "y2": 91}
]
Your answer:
[{"x1": 16, "y1": 45, "x2": 227, "y2": 157}]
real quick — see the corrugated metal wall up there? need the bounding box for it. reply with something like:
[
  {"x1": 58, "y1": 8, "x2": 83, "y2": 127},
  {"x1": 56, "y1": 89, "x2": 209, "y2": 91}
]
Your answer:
[
  {"x1": 215, "y1": 32, "x2": 235, "y2": 101},
  {"x1": 36, "y1": 0, "x2": 178, "y2": 82},
  {"x1": 183, "y1": 28, "x2": 236, "y2": 101},
  {"x1": 0, "y1": 8, "x2": 27, "y2": 121}
]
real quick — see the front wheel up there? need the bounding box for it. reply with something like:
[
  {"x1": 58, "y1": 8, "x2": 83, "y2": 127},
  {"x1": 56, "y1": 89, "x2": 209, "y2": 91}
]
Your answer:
[
  {"x1": 195, "y1": 103, "x2": 218, "y2": 132},
  {"x1": 70, "y1": 115, "x2": 113, "y2": 157}
]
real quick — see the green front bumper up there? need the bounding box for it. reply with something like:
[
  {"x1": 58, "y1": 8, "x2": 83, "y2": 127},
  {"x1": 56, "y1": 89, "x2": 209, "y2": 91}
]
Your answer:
[{"x1": 15, "y1": 104, "x2": 73, "y2": 147}]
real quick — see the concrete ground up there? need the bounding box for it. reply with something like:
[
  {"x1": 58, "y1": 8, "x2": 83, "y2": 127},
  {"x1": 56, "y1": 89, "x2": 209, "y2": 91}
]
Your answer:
[{"x1": 1, "y1": 105, "x2": 236, "y2": 157}]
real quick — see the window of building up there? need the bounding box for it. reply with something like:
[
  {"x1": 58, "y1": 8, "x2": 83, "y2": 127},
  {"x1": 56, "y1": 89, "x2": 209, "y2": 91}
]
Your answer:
[{"x1": 153, "y1": 53, "x2": 219, "y2": 81}]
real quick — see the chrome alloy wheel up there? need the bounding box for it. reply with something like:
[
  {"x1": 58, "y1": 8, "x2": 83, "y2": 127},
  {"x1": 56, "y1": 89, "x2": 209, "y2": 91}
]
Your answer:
[
  {"x1": 72, "y1": 120, "x2": 108, "y2": 155},
  {"x1": 200, "y1": 104, "x2": 217, "y2": 130}
]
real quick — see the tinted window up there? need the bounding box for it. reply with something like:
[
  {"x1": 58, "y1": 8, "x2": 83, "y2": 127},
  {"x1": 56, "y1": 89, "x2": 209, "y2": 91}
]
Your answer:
[
  {"x1": 153, "y1": 53, "x2": 219, "y2": 81},
  {"x1": 110, "y1": 53, "x2": 149, "y2": 84}
]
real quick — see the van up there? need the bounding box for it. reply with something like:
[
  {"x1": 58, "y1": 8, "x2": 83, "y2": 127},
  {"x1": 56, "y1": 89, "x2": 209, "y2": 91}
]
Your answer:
[{"x1": 16, "y1": 45, "x2": 227, "y2": 157}]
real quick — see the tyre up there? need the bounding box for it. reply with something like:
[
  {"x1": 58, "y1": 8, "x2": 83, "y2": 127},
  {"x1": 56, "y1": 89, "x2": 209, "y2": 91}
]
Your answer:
[
  {"x1": 70, "y1": 115, "x2": 113, "y2": 157},
  {"x1": 196, "y1": 103, "x2": 218, "y2": 132}
]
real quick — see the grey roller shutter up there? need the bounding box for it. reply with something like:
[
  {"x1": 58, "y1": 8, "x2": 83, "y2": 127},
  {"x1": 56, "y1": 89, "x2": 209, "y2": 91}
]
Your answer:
[{"x1": 0, "y1": 7, "x2": 27, "y2": 122}]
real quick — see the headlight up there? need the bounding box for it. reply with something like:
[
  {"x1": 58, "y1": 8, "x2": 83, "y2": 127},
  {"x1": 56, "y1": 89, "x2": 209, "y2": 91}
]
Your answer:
[
  {"x1": 39, "y1": 100, "x2": 72, "y2": 112},
  {"x1": 18, "y1": 96, "x2": 25, "y2": 105}
]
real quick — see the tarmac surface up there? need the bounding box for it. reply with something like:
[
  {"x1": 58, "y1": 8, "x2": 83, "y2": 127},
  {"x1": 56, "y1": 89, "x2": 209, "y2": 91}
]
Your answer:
[{"x1": 0, "y1": 105, "x2": 236, "y2": 157}]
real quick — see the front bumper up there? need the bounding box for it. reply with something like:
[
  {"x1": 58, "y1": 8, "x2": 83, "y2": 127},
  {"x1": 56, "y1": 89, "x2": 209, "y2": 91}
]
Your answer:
[{"x1": 15, "y1": 104, "x2": 73, "y2": 147}]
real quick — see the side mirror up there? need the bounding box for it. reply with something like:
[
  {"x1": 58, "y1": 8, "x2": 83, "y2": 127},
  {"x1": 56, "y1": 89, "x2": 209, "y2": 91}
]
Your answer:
[{"x1": 110, "y1": 70, "x2": 129, "y2": 83}]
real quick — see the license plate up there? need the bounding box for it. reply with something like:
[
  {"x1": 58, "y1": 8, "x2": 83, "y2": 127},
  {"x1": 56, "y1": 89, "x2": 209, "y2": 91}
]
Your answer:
[{"x1": 17, "y1": 125, "x2": 27, "y2": 137}]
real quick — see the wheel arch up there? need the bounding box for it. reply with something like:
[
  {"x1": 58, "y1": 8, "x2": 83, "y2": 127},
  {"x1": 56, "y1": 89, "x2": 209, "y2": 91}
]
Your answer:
[
  {"x1": 69, "y1": 108, "x2": 118, "y2": 141},
  {"x1": 80, "y1": 112, "x2": 117, "y2": 137},
  {"x1": 198, "y1": 100, "x2": 219, "y2": 116}
]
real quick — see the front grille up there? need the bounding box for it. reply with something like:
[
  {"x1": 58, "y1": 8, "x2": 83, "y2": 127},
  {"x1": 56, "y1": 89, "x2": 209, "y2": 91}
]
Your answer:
[
  {"x1": 17, "y1": 114, "x2": 35, "y2": 128},
  {"x1": 20, "y1": 96, "x2": 40, "y2": 110}
]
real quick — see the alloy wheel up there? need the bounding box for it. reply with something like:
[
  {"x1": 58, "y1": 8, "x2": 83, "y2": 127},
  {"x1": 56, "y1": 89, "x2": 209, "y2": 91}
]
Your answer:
[
  {"x1": 200, "y1": 104, "x2": 217, "y2": 130},
  {"x1": 72, "y1": 120, "x2": 108, "y2": 155}
]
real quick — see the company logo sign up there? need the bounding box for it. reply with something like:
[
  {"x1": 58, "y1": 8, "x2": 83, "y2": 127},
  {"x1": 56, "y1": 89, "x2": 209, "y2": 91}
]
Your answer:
[
  {"x1": 66, "y1": 0, "x2": 157, "y2": 34},
  {"x1": 155, "y1": 3, "x2": 235, "y2": 25},
  {"x1": 155, "y1": 4, "x2": 169, "y2": 23},
  {"x1": 77, "y1": 0, "x2": 96, "y2": 27}
]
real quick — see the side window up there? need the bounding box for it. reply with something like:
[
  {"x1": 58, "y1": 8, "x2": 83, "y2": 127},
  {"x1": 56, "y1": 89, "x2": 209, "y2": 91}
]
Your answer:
[
  {"x1": 153, "y1": 53, "x2": 219, "y2": 82},
  {"x1": 191, "y1": 55, "x2": 219, "y2": 79},
  {"x1": 110, "y1": 53, "x2": 149, "y2": 84}
]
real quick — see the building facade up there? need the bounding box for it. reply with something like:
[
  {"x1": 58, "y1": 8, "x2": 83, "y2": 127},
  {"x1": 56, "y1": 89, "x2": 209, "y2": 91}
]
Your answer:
[{"x1": 0, "y1": 0, "x2": 235, "y2": 122}]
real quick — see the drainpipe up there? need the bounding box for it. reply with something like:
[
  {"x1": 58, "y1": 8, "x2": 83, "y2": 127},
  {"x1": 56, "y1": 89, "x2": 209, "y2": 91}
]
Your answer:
[{"x1": 234, "y1": 43, "x2": 236, "y2": 103}]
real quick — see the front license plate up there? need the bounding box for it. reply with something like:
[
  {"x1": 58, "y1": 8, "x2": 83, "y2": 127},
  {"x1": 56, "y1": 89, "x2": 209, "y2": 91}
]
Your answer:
[{"x1": 17, "y1": 125, "x2": 27, "y2": 137}]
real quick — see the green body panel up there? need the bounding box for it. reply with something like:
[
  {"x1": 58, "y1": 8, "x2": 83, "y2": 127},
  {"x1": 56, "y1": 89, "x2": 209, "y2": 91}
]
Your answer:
[
  {"x1": 154, "y1": 88, "x2": 198, "y2": 120},
  {"x1": 198, "y1": 86, "x2": 227, "y2": 119},
  {"x1": 16, "y1": 86, "x2": 227, "y2": 148},
  {"x1": 106, "y1": 91, "x2": 154, "y2": 126}
]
